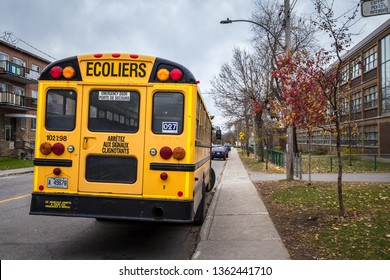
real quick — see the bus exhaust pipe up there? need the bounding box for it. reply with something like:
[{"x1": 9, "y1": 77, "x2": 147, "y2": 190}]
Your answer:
[{"x1": 152, "y1": 206, "x2": 164, "y2": 218}]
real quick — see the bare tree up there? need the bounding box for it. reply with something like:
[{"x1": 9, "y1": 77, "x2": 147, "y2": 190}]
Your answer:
[
  {"x1": 211, "y1": 48, "x2": 268, "y2": 156},
  {"x1": 250, "y1": 0, "x2": 319, "y2": 164}
]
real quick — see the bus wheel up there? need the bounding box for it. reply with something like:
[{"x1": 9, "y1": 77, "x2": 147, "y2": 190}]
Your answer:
[
  {"x1": 207, "y1": 168, "x2": 216, "y2": 192},
  {"x1": 194, "y1": 183, "x2": 206, "y2": 225}
]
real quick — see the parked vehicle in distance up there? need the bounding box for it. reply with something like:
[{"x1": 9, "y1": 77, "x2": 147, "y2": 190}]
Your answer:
[
  {"x1": 224, "y1": 143, "x2": 231, "y2": 151},
  {"x1": 211, "y1": 146, "x2": 227, "y2": 160}
]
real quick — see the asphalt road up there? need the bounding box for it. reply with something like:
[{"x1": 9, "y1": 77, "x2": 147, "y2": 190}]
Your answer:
[{"x1": 0, "y1": 160, "x2": 226, "y2": 260}]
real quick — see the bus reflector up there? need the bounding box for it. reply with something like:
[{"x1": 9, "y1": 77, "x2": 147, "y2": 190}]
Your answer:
[
  {"x1": 38, "y1": 185, "x2": 44, "y2": 191},
  {"x1": 160, "y1": 146, "x2": 173, "y2": 159},
  {"x1": 53, "y1": 168, "x2": 61, "y2": 175},
  {"x1": 50, "y1": 66, "x2": 62, "y2": 79},
  {"x1": 160, "y1": 172, "x2": 168, "y2": 180},
  {"x1": 157, "y1": 68, "x2": 170, "y2": 82},
  {"x1": 52, "y1": 143, "x2": 65, "y2": 155},
  {"x1": 177, "y1": 191, "x2": 183, "y2": 197},
  {"x1": 63, "y1": 66, "x2": 75, "y2": 79},
  {"x1": 40, "y1": 142, "x2": 52, "y2": 155},
  {"x1": 170, "y1": 68, "x2": 183, "y2": 81},
  {"x1": 173, "y1": 147, "x2": 185, "y2": 160}
]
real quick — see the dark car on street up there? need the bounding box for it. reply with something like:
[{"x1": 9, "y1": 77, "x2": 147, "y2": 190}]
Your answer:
[{"x1": 211, "y1": 146, "x2": 227, "y2": 160}]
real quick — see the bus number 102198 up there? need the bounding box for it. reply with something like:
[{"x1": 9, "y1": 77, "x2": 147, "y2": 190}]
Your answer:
[{"x1": 46, "y1": 135, "x2": 67, "y2": 142}]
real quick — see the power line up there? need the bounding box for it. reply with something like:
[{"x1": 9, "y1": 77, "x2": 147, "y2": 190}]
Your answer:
[{"x1": 0, "y1": 31, "x2": 56, "y2": 61}]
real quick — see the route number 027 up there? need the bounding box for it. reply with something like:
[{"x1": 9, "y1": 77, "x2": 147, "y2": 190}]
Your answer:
[{"x1": 162, "y1": 122, "x2": 178, "y2": 133}]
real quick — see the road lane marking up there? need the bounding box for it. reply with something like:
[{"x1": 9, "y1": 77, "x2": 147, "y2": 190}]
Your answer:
[{"x1": 0, "y1": 194, "x2": 30, "y2": 203}]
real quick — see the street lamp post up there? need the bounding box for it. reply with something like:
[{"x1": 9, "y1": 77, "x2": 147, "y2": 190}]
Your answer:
[{"x1": 220, "y1": 0, "x2": 294, "y2": 179}]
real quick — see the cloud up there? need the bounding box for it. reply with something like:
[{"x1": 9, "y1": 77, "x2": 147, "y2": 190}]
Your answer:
[{"x1": 1, "y1": 0, "x2": 388, "y2": 129}]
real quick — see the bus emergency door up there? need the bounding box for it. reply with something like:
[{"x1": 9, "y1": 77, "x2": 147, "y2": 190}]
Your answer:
[{"x1": 78, "y1": 86, "x2": 146, "y2": 195}]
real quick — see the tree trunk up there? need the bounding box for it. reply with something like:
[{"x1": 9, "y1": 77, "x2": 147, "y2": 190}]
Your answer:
[
  {"x1": 308, "y1": 134, "x2": 312, "y2": 186},
  {"x1": 335, "y1": 121, "x2": 346, "y2": 217}
]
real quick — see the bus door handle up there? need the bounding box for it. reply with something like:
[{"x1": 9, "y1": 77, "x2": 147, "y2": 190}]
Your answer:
[{"x1": 83, "y1": 137, "x2": 94, "y2": 150}]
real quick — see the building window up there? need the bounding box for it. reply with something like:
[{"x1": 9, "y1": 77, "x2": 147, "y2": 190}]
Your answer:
[
  {"x1": 363, "y1": 86, "x2": 378, "y2": 109},
  {"x1": 350, "y1": 57, "x2": 361, "y2": 79},
  {"x1": 324, "y1": 133, "x2": 330, "y2": 145},
  {"x1": 0, "y1": 52, "x2": 9, "y2": 69},
  {"x1": 381, "y1": 34, "x2": 390, "y2": 113},
  {"x1": 31, "y1": 64, "x2": 41, "y2": 79},
  {"x1": 351, "y1": 92, "x2": 362, "y2": 113},
  {"x1": 31, "y1": 118, "x2": 36, "y2": 131},
  {"x1": 20, "y1": 118, "x2": 26, "y2": 130},
  {"x1": 364, "y1": 45, "x2": 377, "y2": 72},
  {"x1": 341, "y1": 64, "x2": 349, "y2": 84},
  {"x1": 364, "y1": 125, "x2": 378, "y2": 146},
  {"x1": 341, "y1": 98, "x2": 349, "y2": 115}
]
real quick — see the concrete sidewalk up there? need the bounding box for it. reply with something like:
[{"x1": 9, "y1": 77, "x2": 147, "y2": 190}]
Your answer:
[
  {"x1": 249, "y1": 171, "x2": 390, "y2": 183},
  {"x1": 0, "y1": 167, "x2": 34, "y2": 178},
  {"x1": 192, "y1": 148, "x2": 290, "y2": 260}
]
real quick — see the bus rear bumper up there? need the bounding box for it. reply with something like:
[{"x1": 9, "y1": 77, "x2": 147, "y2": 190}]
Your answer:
[{"x1": 30, "y1": 193, "x2": 195, "y2": 223}]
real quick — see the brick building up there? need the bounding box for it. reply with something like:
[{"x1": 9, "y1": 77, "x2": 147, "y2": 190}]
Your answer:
[
  {"x1": 297, "y1": 19, "x2": 390, "y2": 155},
  {"x1": 0, "y1": 39, "x2": 51, "y2": 158}
]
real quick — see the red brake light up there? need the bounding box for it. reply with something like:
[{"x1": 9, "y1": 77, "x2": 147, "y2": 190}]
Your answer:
[
  {"x1": 53, "y1": 168, "x2": 61, "y2": 175},
  {"x1": 160, "y1": 146, "x2": 173, "y2": 160},
  {"x1": 170, "y1": 68, "x2": 183, "y2": 81},
  {"x1": 52, "y1": 142, "x2": 65, "y2": 155},
  {"x1": 50, "y1": 66, "x2": 62, "y2": 79},
  {"x1": 160, "y1": 172, "x2": 168, "y2": 180}
]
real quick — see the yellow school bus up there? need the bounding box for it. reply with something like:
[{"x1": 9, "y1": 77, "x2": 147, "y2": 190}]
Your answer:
[{"x1": 30, "y1": 53, "x2": 215, "y2": 224}]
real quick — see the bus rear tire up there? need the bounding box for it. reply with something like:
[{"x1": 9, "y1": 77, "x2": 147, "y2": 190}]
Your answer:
[
  {"x1": 193, "y1": 183, "x2": 206, "y2": 225},
  {"x1": 207, "y1": 168, "x2": 216, "y2": 192}
]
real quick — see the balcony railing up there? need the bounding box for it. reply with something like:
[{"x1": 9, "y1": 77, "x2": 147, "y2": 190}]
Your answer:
[
  {"x1": 0, "y1": 91, "x2": 37, "y2": 109},
  {"x1": 0, "y1": 60, "x2": 39, "y2": 83}
]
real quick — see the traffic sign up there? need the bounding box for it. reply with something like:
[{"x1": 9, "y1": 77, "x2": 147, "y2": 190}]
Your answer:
[{"x1": 361, "y1": 0, "x2": 390, "y2": 17}]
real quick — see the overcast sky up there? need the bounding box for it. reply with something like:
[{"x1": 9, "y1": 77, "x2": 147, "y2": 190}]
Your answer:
[{"x1": 1, "y1": 0, "x2": 388, "y2": 128}]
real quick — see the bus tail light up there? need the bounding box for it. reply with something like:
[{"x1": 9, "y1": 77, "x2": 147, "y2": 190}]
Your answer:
[
  {"x1": 52, "y1": 143, "x2": 65, "y2": 155},
  {"x1": 160, "y1": 172, "x2": 168, "y2": 180},
  {"x1": 63, "y1": 66, "x2": 75, "y2": 79},
  {"x1": 160, "y1": 146, "x2": 173, "y2": 160},
  {"x1": 49, "y1": 65, "x2": 75, "y2": 79},
  {"x1": 53, "y1": 168, "x2": 61, "y2": 175},
  {"x1": 40, "y1": 142, "x2": 52, "y2": 155},
  {"x1": 156, "y1": 68, "x2": 183, "y2": 82},
  {"x1": 49, "y1": 66, "x2": 62, "y2": 79},
  {"x1": 157, "y1": 68, "x2": 170, "y2": 82},
  {"x1": 172, "y1": 147, "x2": 185, "y2": 160},
  {"x1": 170, "y1": 68, "x2": 183, "y2": 81}
]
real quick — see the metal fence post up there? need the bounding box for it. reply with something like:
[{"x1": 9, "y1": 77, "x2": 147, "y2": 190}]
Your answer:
[{"x1": 330, "y1": 156, "x2": 332, "y2": 172}]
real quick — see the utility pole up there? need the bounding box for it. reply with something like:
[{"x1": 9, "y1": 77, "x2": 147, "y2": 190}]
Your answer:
[{"x1": 284, "y1": 0, "x2": 294, "y2": 180}]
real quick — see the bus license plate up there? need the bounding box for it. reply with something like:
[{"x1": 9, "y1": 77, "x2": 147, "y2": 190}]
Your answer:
[{"x1": 48, "y1": 177, "x2": 68, "y2": 189}]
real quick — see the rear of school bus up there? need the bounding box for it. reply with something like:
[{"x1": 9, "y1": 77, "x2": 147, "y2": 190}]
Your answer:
[{"x1": 30, "y1": 53, "x2": 213, "y2": 224}]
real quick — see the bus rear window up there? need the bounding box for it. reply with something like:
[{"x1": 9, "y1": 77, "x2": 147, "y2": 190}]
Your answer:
[
  {"x1": 46, "y1": 90, "x2": 76, "y2": 131},
  {"x1": 88, "y1": 90, "x2": 140, "y2": 133},
  {"x1": 152, "y1": 92, "x2": 184, "y2": 134}
]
